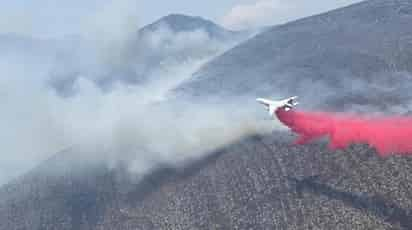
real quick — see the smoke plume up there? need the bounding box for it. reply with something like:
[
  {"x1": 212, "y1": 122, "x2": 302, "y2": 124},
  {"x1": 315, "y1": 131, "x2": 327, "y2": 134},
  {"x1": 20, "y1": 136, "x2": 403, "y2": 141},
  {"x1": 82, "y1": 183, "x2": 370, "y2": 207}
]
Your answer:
[{"x1": 0, "y1": 13, "x2": 268, "y2": 185}]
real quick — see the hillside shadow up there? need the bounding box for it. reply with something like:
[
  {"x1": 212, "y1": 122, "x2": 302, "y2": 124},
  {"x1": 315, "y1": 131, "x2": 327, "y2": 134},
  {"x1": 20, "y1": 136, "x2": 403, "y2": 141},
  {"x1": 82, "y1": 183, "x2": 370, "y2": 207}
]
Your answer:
[{"x1": 288, "y1": 176, "x2": 412, "y2": 229}]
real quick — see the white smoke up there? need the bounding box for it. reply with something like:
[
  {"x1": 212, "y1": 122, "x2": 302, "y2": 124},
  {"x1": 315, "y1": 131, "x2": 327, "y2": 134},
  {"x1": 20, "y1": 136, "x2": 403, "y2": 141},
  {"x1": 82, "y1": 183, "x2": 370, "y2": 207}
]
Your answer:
[
  {"x1": 0, "y1": 10, "x2": 275, "y2": 185},
  {"x1": 47, "y1": 82, "x2": 277, "y2": 176}
]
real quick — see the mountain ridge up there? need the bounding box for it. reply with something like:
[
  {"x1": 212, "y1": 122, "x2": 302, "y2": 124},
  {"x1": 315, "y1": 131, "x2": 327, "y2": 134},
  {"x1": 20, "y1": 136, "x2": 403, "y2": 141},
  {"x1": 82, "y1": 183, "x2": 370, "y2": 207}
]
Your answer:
[{"x1": 173, "y1": 0, "x2": 412, "y2": 112}]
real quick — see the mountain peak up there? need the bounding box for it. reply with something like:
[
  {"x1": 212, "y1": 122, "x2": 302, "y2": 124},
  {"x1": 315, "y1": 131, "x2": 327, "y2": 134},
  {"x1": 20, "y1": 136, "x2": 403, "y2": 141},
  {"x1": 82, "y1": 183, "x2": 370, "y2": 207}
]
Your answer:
[
  {"x1": 140, "y1": 14, "x2": 237, "y2": 39},
  {"x1": 151, "y1": 14, "x2": 220, "y2": 31},
  {"x1": 162, "y1": 13, "x2": 209, "y2": 22}
]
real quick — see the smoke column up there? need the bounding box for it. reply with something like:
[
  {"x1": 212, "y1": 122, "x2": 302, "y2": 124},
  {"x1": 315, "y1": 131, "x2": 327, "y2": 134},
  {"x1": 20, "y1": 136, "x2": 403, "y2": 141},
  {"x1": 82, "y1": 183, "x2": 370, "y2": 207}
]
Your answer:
[{"x1": 275, "y1": 109, "x2": 412, "y2": 157}]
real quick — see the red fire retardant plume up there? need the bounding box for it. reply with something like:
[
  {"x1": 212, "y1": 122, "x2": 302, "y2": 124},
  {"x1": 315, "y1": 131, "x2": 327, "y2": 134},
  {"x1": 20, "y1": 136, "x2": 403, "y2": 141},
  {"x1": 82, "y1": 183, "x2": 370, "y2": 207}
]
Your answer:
[{"x1": 275, "y1": 108, "x2": 412, "y2": 157}]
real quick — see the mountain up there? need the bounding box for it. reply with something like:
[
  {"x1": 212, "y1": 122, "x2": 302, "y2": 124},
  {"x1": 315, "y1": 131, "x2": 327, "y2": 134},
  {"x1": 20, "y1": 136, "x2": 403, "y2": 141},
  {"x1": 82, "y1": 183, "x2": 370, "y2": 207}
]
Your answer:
[
  {"x1": 174, "y1": 0, "x2": 412, "y2": 112},
  {"x1": 139, "y1": 14, "x2": 245, "y2": 41},
  {"x1": 2, "y1": 134, "x2": 412, "y2": 229},
  {"x1": 48, "y1": 14, "x2": 249, "y2": 96},
  {"x1": 131, "y1": 14, "x2": 248, "y2": 76},
  {"x1": 3, "y1": 1, "x2": 412, "y2": 229},
  {"x1": 131, "y1": 13, "x2": 248, "y2": 78}
]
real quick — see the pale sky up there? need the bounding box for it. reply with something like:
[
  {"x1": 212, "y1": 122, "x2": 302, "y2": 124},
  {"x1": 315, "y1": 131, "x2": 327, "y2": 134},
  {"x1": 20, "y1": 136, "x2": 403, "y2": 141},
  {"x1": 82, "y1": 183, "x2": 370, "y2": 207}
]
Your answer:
[{"x1": 0, "y1": 0, "x2": 364, "y2": 37}]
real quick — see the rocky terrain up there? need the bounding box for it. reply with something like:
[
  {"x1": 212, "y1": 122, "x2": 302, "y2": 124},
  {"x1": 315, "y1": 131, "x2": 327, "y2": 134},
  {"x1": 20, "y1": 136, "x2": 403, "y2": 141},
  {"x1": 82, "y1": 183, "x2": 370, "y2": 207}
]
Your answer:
[{"x1": 1, "y1": 133, "x2": 412, "y2": 229}]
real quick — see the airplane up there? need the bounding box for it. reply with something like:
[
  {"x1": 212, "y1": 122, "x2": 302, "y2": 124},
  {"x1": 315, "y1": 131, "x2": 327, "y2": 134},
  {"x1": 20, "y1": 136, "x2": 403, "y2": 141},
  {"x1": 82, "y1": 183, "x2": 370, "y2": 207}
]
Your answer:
[{"x1": 256, "y1": 96, "x2": 299, "y2": 116}]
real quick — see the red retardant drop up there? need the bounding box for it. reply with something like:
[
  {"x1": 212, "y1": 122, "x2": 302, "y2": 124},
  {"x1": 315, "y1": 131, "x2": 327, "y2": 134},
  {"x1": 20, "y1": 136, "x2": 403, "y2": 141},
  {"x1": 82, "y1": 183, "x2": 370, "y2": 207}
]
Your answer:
[{"x1": 275, "y1": 108, "x2": 412, "y2": 157}]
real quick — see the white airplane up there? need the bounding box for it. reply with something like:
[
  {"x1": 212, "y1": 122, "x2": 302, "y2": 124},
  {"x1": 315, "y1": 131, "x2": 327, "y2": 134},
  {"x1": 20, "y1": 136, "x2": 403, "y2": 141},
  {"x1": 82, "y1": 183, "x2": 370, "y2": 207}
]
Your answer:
[{"x1": 256, "y1": 96, "x2": 299, "y2": 116}]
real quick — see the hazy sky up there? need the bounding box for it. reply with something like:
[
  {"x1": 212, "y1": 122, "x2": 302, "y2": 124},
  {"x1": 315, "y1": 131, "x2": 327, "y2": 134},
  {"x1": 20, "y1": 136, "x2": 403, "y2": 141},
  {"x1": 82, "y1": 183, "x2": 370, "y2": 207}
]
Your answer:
[{"x1": 0, "y1": 0, "x2": 364, "y2": 37}]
